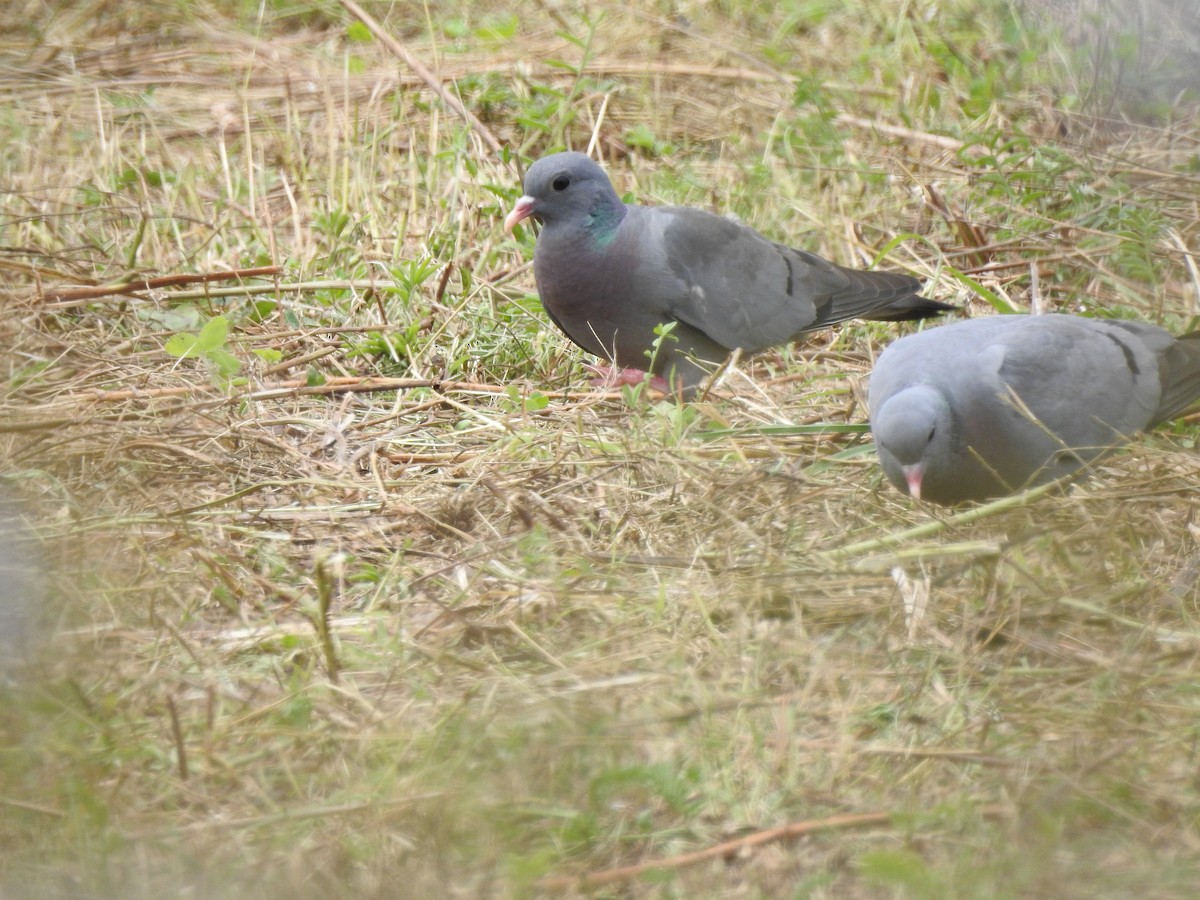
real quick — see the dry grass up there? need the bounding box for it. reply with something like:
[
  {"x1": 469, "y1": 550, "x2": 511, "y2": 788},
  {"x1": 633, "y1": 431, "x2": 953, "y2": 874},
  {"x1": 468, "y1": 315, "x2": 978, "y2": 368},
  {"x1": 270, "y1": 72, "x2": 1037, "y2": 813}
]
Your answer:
[{"x1": 3, "y1": 0, "x2": 1200, "y2": 897}]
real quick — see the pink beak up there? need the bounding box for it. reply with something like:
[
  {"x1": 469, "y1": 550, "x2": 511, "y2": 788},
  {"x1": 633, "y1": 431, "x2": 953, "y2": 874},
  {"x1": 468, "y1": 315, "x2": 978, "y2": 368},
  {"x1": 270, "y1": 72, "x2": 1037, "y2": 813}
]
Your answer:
[
  {"x1": 902, "y1": 464, "x2": 923, "y2": 501},
  {"x1": 504, "y1": 196, "x2": 536, "y2": 231}
]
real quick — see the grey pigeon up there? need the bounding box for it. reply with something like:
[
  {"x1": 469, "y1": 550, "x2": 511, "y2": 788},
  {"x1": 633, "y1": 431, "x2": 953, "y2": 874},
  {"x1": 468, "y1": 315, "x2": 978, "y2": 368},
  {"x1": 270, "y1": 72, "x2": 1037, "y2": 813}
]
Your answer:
[
  {"x1": 504, "y1": 152, "x2": 953, "y2": 394},
  {"x1": 868, "y1": 313, "x2": 1200, "y2": 505}
]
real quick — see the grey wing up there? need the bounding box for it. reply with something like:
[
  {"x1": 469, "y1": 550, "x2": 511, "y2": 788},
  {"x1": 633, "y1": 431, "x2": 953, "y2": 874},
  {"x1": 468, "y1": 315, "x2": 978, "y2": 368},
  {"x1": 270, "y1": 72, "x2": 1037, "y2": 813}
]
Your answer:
[
  {"x1": 655, "y1": 207, "x2": 927, "y2": 352},
  {"x1": 996, "y1": 317, "x2": 1163, "y2": 445},
  {"x1": 651, "y1": 207, "x2": 819, "y2": 352}
]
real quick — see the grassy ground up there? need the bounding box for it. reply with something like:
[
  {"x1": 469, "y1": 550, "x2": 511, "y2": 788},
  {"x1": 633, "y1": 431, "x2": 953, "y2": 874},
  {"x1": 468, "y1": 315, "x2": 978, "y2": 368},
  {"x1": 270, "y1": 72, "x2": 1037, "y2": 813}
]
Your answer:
[{"x1": 3, "y1": 0, "x2": 1200, "y2": 896}]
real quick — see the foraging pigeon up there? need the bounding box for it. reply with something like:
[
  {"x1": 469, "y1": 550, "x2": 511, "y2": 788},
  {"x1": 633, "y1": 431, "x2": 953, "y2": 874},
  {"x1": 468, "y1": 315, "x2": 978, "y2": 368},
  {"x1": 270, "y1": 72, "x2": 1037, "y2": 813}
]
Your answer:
[
  {"x1": 504, "y1": 152, "x2": 952, "y2": 394},
  {"x1": 868, "y1": 313, "x2": 1200, "y2": 505}
]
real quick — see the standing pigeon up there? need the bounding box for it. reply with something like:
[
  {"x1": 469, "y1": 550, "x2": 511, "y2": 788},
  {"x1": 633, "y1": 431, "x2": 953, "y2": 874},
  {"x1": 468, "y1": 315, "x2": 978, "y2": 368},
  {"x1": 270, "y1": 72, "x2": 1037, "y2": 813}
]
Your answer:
[
  {"x1": 504, "y1": 152, "x2": 952, "y2": 394},
  {"x1": 868, "y1": 313, "x2": 1200, "y2": 505}
]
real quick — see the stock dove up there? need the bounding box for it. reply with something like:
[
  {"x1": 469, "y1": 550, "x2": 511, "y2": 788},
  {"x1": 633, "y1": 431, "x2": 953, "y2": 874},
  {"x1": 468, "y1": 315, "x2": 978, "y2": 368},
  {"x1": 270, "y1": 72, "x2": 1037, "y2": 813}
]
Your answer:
[
  {"x1": 504, "y1": 152, "x2": 952, "y2": 394},
  {"x1": 869, "y1": 313, "x2": 1200, "y2": 504}
]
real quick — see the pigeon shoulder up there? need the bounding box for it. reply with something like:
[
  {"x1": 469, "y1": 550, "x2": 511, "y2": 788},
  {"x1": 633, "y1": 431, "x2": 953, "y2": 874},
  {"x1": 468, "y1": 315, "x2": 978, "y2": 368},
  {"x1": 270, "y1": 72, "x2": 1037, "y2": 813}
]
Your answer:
[{"x1": 870, "y1": 317, "x2": 1003, "y2": 395}]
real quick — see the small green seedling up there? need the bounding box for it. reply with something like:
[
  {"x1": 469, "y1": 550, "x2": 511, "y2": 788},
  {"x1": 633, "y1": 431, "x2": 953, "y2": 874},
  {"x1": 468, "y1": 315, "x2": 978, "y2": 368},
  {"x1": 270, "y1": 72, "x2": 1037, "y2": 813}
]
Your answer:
[{"x1": 164, "y1": 315, "x2": 241, "y2": 381}]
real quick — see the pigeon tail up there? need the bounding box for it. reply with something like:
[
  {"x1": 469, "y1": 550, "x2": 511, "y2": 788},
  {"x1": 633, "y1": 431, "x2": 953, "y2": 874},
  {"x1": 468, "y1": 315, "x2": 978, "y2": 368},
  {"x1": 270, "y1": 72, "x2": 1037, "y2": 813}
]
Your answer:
[
  {"x1": 861, "y1": 295, "x2": 959, "y2": 323},
  {"x1": 1150, "y1": 331, "x2": 1200, "y2": 426}
]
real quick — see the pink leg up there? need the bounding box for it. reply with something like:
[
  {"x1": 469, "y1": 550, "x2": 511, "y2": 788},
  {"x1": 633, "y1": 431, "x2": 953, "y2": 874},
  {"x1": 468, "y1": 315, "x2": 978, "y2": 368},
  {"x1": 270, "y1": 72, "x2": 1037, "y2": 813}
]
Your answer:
[{"x1": 582, "y1": 362, "x2": 671, "y2": 393}]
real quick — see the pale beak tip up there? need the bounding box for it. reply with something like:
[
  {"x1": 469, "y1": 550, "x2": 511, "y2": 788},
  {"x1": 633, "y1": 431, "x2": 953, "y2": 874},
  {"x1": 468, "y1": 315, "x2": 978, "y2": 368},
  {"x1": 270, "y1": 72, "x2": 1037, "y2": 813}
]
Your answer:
[
  {"x1": 504, "y1": 196, "x2": 535, "y2": 232},
  {"x1": 902, "y1": 465, "x2": 923, "y2": 501}
]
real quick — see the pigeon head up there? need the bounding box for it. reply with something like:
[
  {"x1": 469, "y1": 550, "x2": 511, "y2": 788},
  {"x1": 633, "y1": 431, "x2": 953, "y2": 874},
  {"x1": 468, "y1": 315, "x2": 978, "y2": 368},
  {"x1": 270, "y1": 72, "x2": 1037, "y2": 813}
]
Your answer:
[
  {"x1": 872, "y1": 384, "x2": 956, "y2": 501},
  {"x1": 504, "y1": 152, "x2": 625, "y2": 237}
]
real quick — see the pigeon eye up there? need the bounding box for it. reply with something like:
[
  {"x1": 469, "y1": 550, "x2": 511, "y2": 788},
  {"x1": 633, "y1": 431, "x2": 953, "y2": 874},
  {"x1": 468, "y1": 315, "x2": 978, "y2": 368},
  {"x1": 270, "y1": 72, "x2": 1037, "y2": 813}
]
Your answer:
[{"x1": 552, "y1": 175, "x2": 570, "y2": 191}]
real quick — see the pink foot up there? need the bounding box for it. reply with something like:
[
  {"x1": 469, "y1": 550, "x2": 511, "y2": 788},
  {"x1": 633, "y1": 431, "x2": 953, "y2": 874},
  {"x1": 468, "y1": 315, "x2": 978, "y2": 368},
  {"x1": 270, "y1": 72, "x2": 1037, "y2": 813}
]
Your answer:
[{"x1": 583, "y1": 363, "x2": 670, "y2": 393}]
